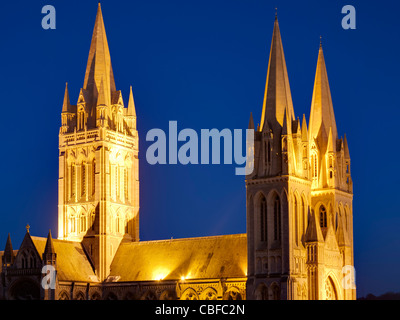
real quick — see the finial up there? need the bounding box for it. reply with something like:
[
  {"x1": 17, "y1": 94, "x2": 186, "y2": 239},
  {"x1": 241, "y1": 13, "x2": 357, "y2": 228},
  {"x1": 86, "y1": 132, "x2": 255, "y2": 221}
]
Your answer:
[
  {"x1": 319, "y1": 35, "x2": 322, "y2": 47},
  {"x1": 275, "y1": 7, "x2": 278, "y2": 19},
  {"x1": 26, "y1": 224, "x2": 30, "y2": 233}
]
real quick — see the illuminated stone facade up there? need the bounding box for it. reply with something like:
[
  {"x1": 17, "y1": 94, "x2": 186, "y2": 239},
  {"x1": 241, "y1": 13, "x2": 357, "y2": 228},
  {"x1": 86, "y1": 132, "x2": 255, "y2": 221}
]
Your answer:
[
  {"x1": 245, "y1": 18, "x2": 355, "y2": 300},
  {"x1": 0, "y1": 6, "x2": 355, "y2": 300}
]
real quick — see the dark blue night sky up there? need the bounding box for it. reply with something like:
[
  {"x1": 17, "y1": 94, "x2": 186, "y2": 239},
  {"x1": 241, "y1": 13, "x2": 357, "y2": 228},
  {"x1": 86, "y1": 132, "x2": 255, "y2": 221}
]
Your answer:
[{"x1": 0, "y1": 0, "x2": 399, "y2": 297}]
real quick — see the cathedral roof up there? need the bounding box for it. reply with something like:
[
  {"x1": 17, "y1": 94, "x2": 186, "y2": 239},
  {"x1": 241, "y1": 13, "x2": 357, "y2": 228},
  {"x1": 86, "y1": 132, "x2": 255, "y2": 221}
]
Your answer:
[
  {"x1": 31, "y1": 236, "x2": 97, "y2": 282},
  {"x1": 109, "y1": 233, "x2": 247, "y2": 282}
]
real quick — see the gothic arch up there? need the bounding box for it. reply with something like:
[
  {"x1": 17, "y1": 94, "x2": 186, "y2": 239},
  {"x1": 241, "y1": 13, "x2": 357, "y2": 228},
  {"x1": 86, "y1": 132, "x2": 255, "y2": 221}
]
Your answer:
[
  {"x1": 223, "y1": 287, "x2": 242, "y2": 300},
  {"x1": 267, "y1": 190, "x2": 281, "y2": 242},
  {"x1": 90, "y1": 291, "x2": 101, "y2": 300},
  {"x1": 180, "y1": 288, "x2": 198, "y2": 300},
  {"x1": 79, "y1": 210, "x2": 87, "y2": 233},
  {"x1": 58, "y1": 290, "x2": 70, "y2": 300},
  {"x1": 324, "y1": 276, "x2": 338, "y2": 300},
  {"x1": 254, "y1": 283, "x2": 268, "y2": 300},
  {"x1": 160, "y1": 289, "x2": 176, "y2": 300},
  {"x1": 325, "y1": 271, "x2": 342, "y2": 300},
  {"x1": 200, "y1": 287, "x2": 218, "y2": 300},
  {"x1": 253, "y1": 191, "x2": 268, "y2": 245},
  {"x1": 76, "y1": 149, "x2": 87, "y2": 164},
  {"x1": 74, "y1": 291, "x2": 86, "y2": 300},
  {"x1": 270, "y1": 282, "x2": 280, "y2": 300}
]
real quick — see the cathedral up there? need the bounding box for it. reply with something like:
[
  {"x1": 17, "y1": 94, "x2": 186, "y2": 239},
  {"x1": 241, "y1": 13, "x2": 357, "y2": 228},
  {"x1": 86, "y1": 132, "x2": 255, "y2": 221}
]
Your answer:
[{"x1": 0, "y1": 5, "x2": 355, "y2": 300}]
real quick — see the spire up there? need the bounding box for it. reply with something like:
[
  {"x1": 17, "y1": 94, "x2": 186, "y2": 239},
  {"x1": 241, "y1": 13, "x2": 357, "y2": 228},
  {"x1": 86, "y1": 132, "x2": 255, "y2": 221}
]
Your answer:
[
  {"x1": 309, "y1": 44, "x2": 338, "y2": 150},
  {"x1": 44, "y1": 230, "x2": 55, "y2": 256},
  {"x1": 62, "y1": 83, "x2": 71, "y2": 113},
  {"x1": 301, "y1": 114, "x2": 308, "y2": 141},
  {"x1": 343, "y1": 134, "x2": 350, "y2": 159},
  {"x1": 127, "y1": 86, "x2": 136, "y2": 116},
  {"x1": 43, "y1": 230, "x2": 57, "y2": 265},
  {"x1": 3, "y1": 234, "x2": 14, "y2": 265},
  {"x1": 83, "y1": 3, "x2": 116, "y2": 105},
  {"x1": 248, "y1": 112, "x2": 254, "y2": 130},
  {"x1": 260, "y1": 17, "x2": 295, "y2": 132}
]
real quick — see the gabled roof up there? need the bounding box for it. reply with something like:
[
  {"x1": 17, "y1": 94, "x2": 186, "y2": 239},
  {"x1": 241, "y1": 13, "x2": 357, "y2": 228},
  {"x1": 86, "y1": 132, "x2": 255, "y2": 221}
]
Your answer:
[
  {"x1": 31, "y1": 236, "x2": 97, "y2": 282},
  {"x1": 109, "y1": 234, "x2": 247, "y2": 282}
]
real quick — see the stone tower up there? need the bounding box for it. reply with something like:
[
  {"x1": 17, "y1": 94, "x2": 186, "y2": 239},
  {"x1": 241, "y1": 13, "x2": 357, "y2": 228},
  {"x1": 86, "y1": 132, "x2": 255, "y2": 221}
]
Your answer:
[
  {"x1": 245, "y1": 17, "x2": 355, "y2": 300},
  {"x1": 58, "y1": 4, "x2": 139, "y2": 281}
]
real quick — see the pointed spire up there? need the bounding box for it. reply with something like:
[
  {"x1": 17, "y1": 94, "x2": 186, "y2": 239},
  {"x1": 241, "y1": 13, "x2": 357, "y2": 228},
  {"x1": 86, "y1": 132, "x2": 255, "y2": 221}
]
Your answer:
[
  {"x1": 260, "y1": 17, "x2": 295, "y2": 132},
  {"x1": 3, "y1": 234, "x2": 14, "y2": 265},
  {"x1": 43, "y1": 230, "x2": 57, "y2": 265},
  {"x1": 44, "y1": 230, "x2": 55, "y2": 255},
  {"x1": 83, "y1": 3, "x2": 116, "y2": 105},
  {"x1": 62, "y1": 83, "x2": 71, "y2": 113},
  {"x1": 343, "y1": 134, "x2": 350, "y2": 159},
  {"x1": 248, "y1": 112, "x2": 254, "y2": 130},
  {"x1": 309, "y1": 44, "x2": 338, "y2": 150},
  {"x1": 127, "y1": 86, "x2": 136, "y2": 116},
  {"x1": 301, "y1": 114, "x2": 308, "y2": 141}
]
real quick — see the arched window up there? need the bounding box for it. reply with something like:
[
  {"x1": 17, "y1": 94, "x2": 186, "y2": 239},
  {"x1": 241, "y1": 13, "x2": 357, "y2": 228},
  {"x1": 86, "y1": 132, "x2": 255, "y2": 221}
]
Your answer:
[
  {"x1": 114, "y1": 165, "x2": 119, "y2": 200},
  {"x1": 274, "y1": 196, "x2": 281, "y2": 241},
  {"x1": 81, "y1": 163, "x2": 86, "y2": 196},
  {"x1": 312, "y1": 154, "x2": 318, "y2": 179},
  {"x1": 91, "y1": 212, "x2": 95, "y2": 231},
  {"x1": 124, "y1": 167, "x2": 129, "y2": 201},
  {"x1": 302, "y1": 197, "x2": 307, "y2": 235},
  {"x1": 260, "y1": 196, "x2": 267, "y2": 242},
  {"x1": 80, "y1": 214, "x2": 86, "y2": 233},
  {"x1": 70, "y1": 215, "x2": 76, "y2": 233},
  {"x1": 71, "y1": 164, "x2": 76, "y2": 198},
  {"x1": 319, "y1": 205, "x2": 327, "y2": 228}
]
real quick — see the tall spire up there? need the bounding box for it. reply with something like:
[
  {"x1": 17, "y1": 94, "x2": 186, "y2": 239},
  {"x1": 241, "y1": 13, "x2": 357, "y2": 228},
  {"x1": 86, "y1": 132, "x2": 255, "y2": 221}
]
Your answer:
[
  {"x1": 127, "y1": 86, "x2": 136, "y2": 116},
  {"x1": 260, "y1": 17, "x2": 295, "y2": 132},
  {"x1": 83, "y1": 3, "x2": 116, "y2": 105},
  {"x1": 62, "y1": 83, "x2": 71, "y2": 113},
  {"x1": 309, "y1": 44, "x2": 338, "y2": 150}
]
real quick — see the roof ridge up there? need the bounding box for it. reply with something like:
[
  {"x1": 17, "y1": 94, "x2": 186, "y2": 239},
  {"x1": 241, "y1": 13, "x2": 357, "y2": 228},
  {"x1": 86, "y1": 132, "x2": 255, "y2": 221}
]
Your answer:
[{"x1": 122, "y1": 233, "x2": 247, "y2": 245}]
